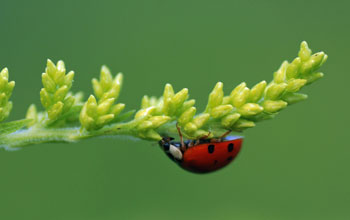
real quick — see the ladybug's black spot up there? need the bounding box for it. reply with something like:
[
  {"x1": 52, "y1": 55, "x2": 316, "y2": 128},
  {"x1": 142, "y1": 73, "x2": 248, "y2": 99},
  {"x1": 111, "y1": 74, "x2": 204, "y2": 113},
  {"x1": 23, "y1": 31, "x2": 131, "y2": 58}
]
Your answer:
[
  {"x1": 208, "y1": 145, "x2": 215, "y2": 154},
  {"x1": 227, "y1": 156, "x2": 233, "y2": 161},
  {"x1": 228, "y1": 143, "x2": 234, "y2": 152}
]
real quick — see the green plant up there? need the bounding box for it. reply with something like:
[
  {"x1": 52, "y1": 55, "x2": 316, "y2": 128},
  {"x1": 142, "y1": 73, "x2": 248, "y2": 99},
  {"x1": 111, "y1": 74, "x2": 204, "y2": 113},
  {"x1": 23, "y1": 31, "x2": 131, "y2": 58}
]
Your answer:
[{"x1": 0, "y1": 41, "x2": 327, "y2": 149}]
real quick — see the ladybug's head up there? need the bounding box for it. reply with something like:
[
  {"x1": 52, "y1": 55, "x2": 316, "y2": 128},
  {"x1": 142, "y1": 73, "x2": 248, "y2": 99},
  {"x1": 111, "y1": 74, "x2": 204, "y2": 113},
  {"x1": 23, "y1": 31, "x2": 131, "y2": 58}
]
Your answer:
[{"x1": 159, "y1": 137, "x2": 183, "y2": 161}]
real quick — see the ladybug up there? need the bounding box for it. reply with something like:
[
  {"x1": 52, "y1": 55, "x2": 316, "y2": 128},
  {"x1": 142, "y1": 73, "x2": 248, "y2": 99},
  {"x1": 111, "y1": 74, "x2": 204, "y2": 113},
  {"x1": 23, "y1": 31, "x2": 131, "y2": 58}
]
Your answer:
[{"x1": 159, "y1": 127, "x2": 243, "y2": 174}]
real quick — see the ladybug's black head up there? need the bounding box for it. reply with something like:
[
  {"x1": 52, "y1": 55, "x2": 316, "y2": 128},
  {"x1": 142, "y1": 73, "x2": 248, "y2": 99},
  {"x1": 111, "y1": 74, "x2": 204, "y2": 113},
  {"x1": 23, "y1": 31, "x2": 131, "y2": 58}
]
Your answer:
[{"x1": 159, "y1": 136, "x2": 183, "y2": 162}]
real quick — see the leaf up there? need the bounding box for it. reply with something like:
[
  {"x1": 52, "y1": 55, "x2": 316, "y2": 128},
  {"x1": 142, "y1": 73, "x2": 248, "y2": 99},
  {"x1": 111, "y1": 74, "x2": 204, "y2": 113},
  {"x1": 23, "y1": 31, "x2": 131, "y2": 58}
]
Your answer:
[
  {"x1": 112, "y1": 110, "x2": 136, "y2": 123},
  {"x1": 0, "y1": 119, "x2": 33, "y2": 136}
]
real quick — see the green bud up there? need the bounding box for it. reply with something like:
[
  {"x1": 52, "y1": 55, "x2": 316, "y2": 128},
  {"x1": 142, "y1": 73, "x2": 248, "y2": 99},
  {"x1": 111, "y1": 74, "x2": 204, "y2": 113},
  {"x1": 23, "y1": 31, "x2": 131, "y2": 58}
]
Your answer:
[
  {"x1": 97, "y1": 98, "x2": 115, "y2": 115},
  {"x1": 0, "y1": 102, "x2": 12, "y2": 121},
  {"x1": 0, "y1": 67, "x2": 9, "y2": 79},
  {"x1": 298, "y1": 41, "x2": 312, "y2": 62},
  {"x1": 210, "y1": 105, "x2": 233, "y2": 118},
  {"x1": 221, "y1": 113, "x2": 241, "y2": 128},
  {"x1": 46, "y1": 59, "x2": 57, "y2": 78},
  {"x1": 265, "y1": 83, "x2": 287, "y2": 100},
  {"x1": 184, "y1": 122, "x2": 197, "y2": 134},
  {"x1": 92, "y1": 78, "x2": 103, "y2": 98},
  {"x1": 0, "y1": 93, "x2": 6, "y2": 106},
  {"x1": 111, "y1": 103, "x2": 125, "y2": 116},
  {"x1": 42, "y1": 72, "x2": 56, "y2": 93},
  {"x1": 57, "y1": 60, "x2": 66, "y2": 74},
  {"x1": 304, "y1": 72, "x2": 324, "y2": 84},
  {"x1": 262, "y1": 100, "x2": 287, "y2": 113},
  {"x1": 299, "y1": 60, "x2": 313, "y2": 75},
  {"x1": 6, "y1": 81, "x2": 15, "y2": 96},
  {"x1": 40, "y1": 88, "x2": 51, "y2": 109},
  {"x1": 0, "y1": 77, "x2": 6, "y2": 89},
  {"x1": 282, "y1": 93, "x2": 308, "y2": 104},
  {"x1": 62, "y1": 96, "x2": 75, "y2": 113},
  {"x1": 238, "y1": 103, "x2": 263, "y2": 116},
  {"x1": 163, "y1": 84, "x2": 175, "y2": 115},
  {"x1": 286, "y1": 57, "x2": 301, "y2": 79},
  {"x1": 178, "y1": 107, "x2": 196, "y2": 126},
  {"x1": 148, "y1": 116, "x2": 171, "y2": 128},
  {"x1": 286, "y1": 79, "x2": 307, "y2": 92},
  {"x1": 54, "y1": 63, "x2": 66, "y2": 85},
  {"x1": 273, "y1": 61, "x2": 288, "y2": 83},
  {"x1": 177, "y1": 99, "x2": 195, "y2": 114},
  {"x1": 192, "y1": 113, "x2": 210, "y2": 128},
  {"x1": 25, "y1": 104, "x2": 38, "y2": 127},
  {"x1": 163, "y1": 83, "x2": 174, "y2": 100},
  {"x1": 54, "y1": 85, "x2": 69, "y2": 102},
  {"x1": 229, "y1": 82, "x2": 246, "y2": 101},
  {"x1": 233, "y1": 119, "x2": 255, "y2": 130},
  {"x1": 48, "y1": 101, "x2": 64, "y2": 120},
  {"x1": 100, "y1": 65, "x2": 113, "y2": 90},
  {"x1": 135, "y1": 106, "x2": 156, "y2": 119},
  {"x1": 137, "y1": 120, "x2": 153, "y2": 131},
  {"x1": 249, "y1": 81, "x2": 266, "y2": 103},
  {"x1": 86, "y1": 95, "x2": 98, "y2": 117},
  {"x1": 96, "y1": 114, "x2": 114, "y2": 126},
  {"x1": 79, "y1": 104, "x2": 93, "y2": 128},
  {"x1": 172, "y1": 88, "x2": 188, "y2": 110},
  {"x1": 309, "y1": 52, "x2": 325, "y2": 71},
  {"x1": 64, "y1": 71, "x2": 75, "y2": 89},
  {"x1": 232, "y1": 87, "x2": 250, "y2": 108},
  {"x1": 143, "y1": 129, "x2": 162, "y2": 140},
  {"x1": 206, "y1": 82, "x2": 224, "y2": 112},
  {"x1": 112, "y1": 73, "x2": 123, "y2": 100},
  {"x1": 141, "y1": 95, "x2": 150, "y2": 109}
]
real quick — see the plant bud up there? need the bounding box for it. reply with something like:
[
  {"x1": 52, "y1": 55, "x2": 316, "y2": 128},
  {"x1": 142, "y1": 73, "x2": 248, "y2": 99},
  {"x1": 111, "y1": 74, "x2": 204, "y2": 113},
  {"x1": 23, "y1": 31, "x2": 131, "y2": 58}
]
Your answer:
[
  {"x1": 286, "y1": 57, "x2": 301, "y2": 79},
  {"x1": 298, "y1": 41, "x2": 312, "y2": 61},
  {"x1": 210, "y1": 105, "x2": 233, "y2": 118},
  {"x1": 265, "y1": 83, "x2": 287, "y2": 100},
  {"x1": 206, "y1": 82, "x2": 224, "y2": 111},
  {"x1": 282, "y1": 93, "x2": 308, "y2": 104},
  {"x1": 42, "y1": 72, "x2": 56, "y2": 93},
  {"x1": 184, "y1": 122, "x2": 197, "y2": 134},
  {"x1": 178, "y1": 107, "x2": 196, "y2": 125},
  {"x1": 221, "y1": 113, "x2": 240, "y2": 128},
  {"x1": 262, "y1": 100, "x2": 287, "y2": 113},
  {"x1": 40, "y1": 88, "x2": 51, "y2": 109},
  {"x1": 286, "y1": 79, "x2": 307, "y2": 92},
  {"x1": 232, "y1": 87, "x2": 250, "y2": 108},
  {"x1": 97, "y1": 98, "x2": 115, "y2": 115},
  {"x1": 249, "y1": 81, "x2": 266, "y2": 103},
  {"x1": 192, "y1": 113, "x2": 210, "y2": 128},
  {"x1": 238, "y1": 103, "x2": 263, "y2": 116},
  {"x1": 274, "y1": 61, "x2": 288, "y2": 83}
]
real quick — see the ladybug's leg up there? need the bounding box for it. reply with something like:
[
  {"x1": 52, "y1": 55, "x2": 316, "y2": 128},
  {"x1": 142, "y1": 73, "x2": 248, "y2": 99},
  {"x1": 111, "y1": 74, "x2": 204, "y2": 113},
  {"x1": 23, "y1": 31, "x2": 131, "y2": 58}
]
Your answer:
[
  {"x1": 219, "y1": 130, "x2": 232, "y2": 139},
  {"x1": 201, "y1": 131, "x2": 211, "y2": 140},
  {"x1": 176, "y1": 123, "x2": 186, "y2": 151}
]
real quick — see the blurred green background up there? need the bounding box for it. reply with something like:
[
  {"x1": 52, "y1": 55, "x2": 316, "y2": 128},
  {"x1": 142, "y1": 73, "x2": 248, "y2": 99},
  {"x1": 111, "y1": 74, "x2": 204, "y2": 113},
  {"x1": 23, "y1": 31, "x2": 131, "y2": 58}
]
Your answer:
[{"x1": 0, "y1": 0, "x2": 348, "y2": 219}]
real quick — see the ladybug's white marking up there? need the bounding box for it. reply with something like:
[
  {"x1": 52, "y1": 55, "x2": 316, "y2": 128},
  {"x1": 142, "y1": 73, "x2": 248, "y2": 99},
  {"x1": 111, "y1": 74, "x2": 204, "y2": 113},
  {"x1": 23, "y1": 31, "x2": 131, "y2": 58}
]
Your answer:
[{"x1": 169, "y1": 144, "x2": 183, "y2": 160}]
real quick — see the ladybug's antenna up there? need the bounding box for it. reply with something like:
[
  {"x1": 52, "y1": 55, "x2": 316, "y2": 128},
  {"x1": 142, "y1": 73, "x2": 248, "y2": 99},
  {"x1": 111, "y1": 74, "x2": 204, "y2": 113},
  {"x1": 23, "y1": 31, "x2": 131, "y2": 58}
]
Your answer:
[{"x1": 176, "y1": 123, "x2": 186, "y2": 151}]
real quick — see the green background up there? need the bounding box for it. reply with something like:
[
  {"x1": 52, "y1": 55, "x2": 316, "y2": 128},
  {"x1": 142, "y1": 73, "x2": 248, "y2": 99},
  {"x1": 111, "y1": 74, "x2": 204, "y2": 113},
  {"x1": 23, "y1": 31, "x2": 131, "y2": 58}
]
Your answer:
[{"x1": 0, "y1": 0, "x2": 348, "y2": 219}]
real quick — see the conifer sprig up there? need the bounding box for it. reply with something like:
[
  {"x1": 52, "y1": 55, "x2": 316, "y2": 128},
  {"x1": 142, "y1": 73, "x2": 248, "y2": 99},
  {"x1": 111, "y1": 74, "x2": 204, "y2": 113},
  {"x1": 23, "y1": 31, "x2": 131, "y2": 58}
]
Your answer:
[{"x1": 0, "y1": 41, "x2": 327, "y2": 148}]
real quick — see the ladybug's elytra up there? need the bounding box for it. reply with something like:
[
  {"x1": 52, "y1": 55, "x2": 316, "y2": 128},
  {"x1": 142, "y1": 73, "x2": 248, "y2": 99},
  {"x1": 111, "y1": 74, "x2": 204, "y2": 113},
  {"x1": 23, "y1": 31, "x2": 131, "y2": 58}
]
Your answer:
[{"x1": 159, "y1": 133, "x2": 243, "y2": 174}]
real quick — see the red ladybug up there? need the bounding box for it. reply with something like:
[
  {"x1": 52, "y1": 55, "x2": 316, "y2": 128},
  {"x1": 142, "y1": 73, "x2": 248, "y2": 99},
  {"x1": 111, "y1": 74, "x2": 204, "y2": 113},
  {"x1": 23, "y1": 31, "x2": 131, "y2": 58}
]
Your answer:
[{"x1": 159, "y1": 134, "x2": 243, "y2": 174}]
